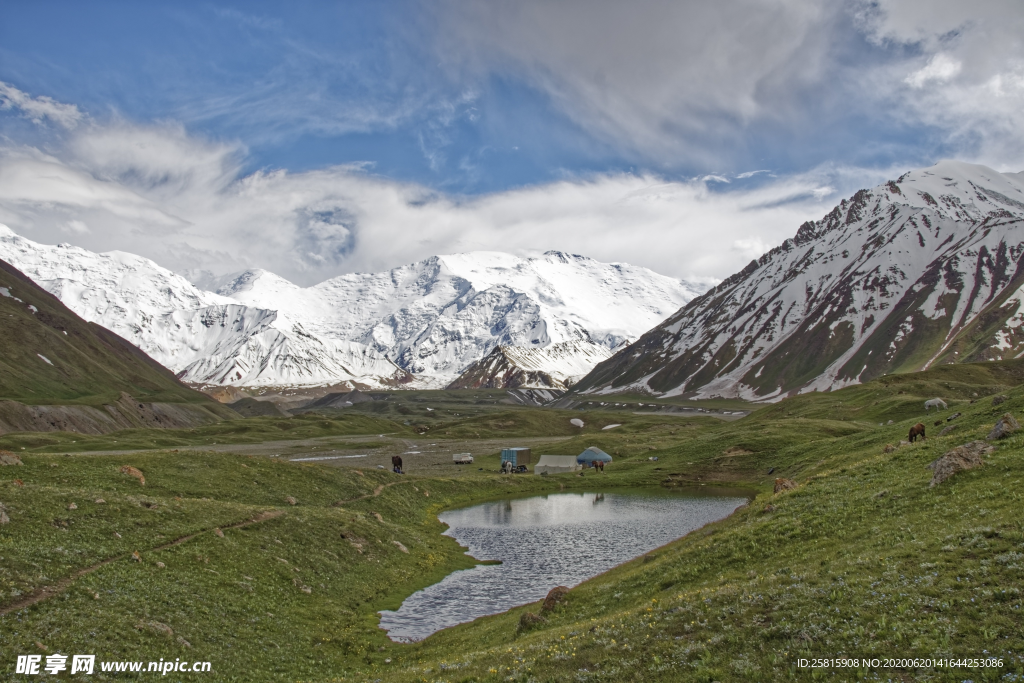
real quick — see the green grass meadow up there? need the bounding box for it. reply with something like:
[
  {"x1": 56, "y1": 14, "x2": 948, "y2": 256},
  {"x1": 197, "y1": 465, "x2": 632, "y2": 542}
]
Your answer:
[{"x1": 2, "y1": 362, "x2": 1024, "y2": 681}]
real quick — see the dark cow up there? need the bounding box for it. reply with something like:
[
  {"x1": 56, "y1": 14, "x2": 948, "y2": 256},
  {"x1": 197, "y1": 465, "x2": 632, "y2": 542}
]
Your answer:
[
  {"x1": 908, "y1": 423, "x2": 926, "y2": 442},
  {"x1": 391, "y1": 455, "x2": 403, "y2": 474}
]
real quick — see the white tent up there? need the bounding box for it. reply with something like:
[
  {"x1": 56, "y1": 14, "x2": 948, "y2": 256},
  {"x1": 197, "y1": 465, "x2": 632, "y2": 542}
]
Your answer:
[{"x1": 534, "y1": 455, "x2": 581, "y2": 475}]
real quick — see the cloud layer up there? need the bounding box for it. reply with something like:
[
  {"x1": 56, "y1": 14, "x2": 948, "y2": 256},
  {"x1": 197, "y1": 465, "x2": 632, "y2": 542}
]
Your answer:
[{"x1": 0, "y1": 83, "x2": 887, "y2": 286}]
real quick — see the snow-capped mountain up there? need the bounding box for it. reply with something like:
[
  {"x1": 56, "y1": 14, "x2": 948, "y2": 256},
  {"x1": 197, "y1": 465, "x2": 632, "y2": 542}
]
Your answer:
[
  {"x1": 0, "y1": 227, "x2": 702, "y2": 389},
  {"x1": 574, "y1": 161, "x2": 1024, "y2": 401},
  {"x1": 447, "y1": 340, "x2": 616, "y2": 390}
]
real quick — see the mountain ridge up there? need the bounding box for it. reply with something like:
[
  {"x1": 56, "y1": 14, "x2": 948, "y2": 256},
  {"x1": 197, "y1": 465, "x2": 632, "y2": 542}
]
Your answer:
[
  {"x1": 573, "y1": 160, "x2": 1024, "y2": 400},
  {"x1": 0, "y1": 228, "x2": 704, "y2": 390}
]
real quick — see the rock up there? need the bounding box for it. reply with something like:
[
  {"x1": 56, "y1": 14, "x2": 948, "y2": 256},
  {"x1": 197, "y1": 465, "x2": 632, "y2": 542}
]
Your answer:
[
  {"x1": 119, "y1": 465, "x2": 145, "y2": 485},
  {"x1": 13, "y1": 479, "x2": 22, "y2": 487},
  {"x1": 67, "y1": 503, "x2": 77, "y2": 510},
  {"x1": 285, "y1": 496, "x2": 297, "y2": 506},
  {"x1": 518, "y1": 611, "x2": 547, "y2": 630},
  {"x1": 214, "y1": 528, "x2": 224, "y2": 538},
  {"x1": 176, "y1": 636, "x2": 192, "y2": 648},
  {"x1": 987, "y1": 413, "x2": 1020, "y2": 440},
  {"x1": 946, "y1": 412, "x2": 961, "y2": 422},
  {"x1": 0, "y1": 503, "x2": 9, "y2": 524},
  {"x1": 392, "y1": 541, "x2": 409, "y2": 553},
  {"x1": 933, "y1": 420, "x2": 941, "y2": 427},
  {"x1": 131, "y1": 550, "x2": 142, "y2": 562},
  {"x1": 887, "y1": 420, "x2": 893, "y2": 425},
  {"x1": 939, "y1": 425, "x2": 958, "y2": 437},
  {"x1": 928, "y1": 441, "x2": 994, "y2": 487},
  {"x1": 155, "y1": 561, "x2": 166, "y2": 569},
  {"x1": 542, "y1": 585, "x2": 570, "y2": 612},
  {"x1": 761, "y1": 504, "x2": 776, "y2": 513},
  {"x1": 773, "y1": 478, "x2": 797, "y2": 494},
  {"x1": 300, "y1": 585, "x2": 312, "y2": 594},
  {"x1": 0, "y1": 451, "x2": 23, "y2": 465},
  {"x1": 372, "y1": 512, "x2": 384, "y2": 523},
  {"x1": 883, "y1": 443, "x2": 897, "y2": 453},
  {"x1": 94, "y1": 498, "x2": 106, "y2": 504},
  {"x1": 114, "y1": 531, "x2": 122, "y2": 538},
  {"x1": 992, "y1": 395, "x2": 1008, "y2": 406}
]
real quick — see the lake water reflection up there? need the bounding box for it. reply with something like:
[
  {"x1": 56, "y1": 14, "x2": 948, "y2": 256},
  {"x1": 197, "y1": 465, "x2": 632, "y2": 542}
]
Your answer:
[{"x1": 379, "y1": 488, "x2": 747, "y2": 642}]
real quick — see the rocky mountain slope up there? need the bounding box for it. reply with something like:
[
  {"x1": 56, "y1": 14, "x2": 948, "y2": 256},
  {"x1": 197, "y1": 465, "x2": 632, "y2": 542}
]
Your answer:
[
  {"x1": 0, "y1": 227, "x2": 702, "y2": 389},
  {"x1": 0, "y1": 257, "x2": 236, "y2": 434},
  {"x1": 573, "y1": 161, "x2": 1024, "y2": 400}
]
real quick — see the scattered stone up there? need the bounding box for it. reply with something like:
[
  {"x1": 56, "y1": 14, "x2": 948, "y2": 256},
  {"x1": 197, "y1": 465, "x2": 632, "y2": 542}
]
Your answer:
[
  {"x1": 874, "y1": 490, "x2": 889, "y2": 499},
  {"x1": 176, "y1": 636, "x2": 192, "y2": 648},
  {"x1": 119, "y1": 465, "x2": 145, "y2": 485},
  {"x1": 761, "y1": 504, "x2": 776, "y2": 513},
  {"x1": 300, "y1": 585, "x2": 312, "y2": 594},
  {"x1": 0, "y1": 451, "x2": 23, "y2": 466},
  {"x1": 883, "y1": 443, "x2": 898, "y2": 454},
  {"x1": 542, "y1": 586, "x2": 570, "y2": 612},
  {"x1": 992, "y1": 395, "x2": 1008, "y2": 406},
  {"x1": 887, "y1": 420, "x2": 894, "y2": 425},
  {"x1": 93, "y1": 592, "x2": 100, "y2": 600},
  {"x1": 939, "y1": 425, "x2": 958, "y2": 437},
  {"x1": 155, "y1": 561, "x2": 166, "y2": 569},
  {"x1": 114, "y1": 531, "x2": 122, "y2": 538},
  {"x1": 67, "y1": 503, "x2": 77, "y2": 510},
  {"x1": 136, "y1": 621, "x2": 173, "y2": 637},
  {"x1": 131, "y1": 550, "x2": 142, "y2": 562},
  {"x1": 933, "y1": 420, "x2": 942, "y2": 427},
  {"x1": 946, "y1": 412, "x2": 961, "y2": 422},
  {"x1": 518, "y1": 611, "x2": 547, "y2": 630},
  {"x1": 928, "y1": 441, "x2": 995, "y2": 487},
  {"x1": 0, "y1": 503, "x2": 9, "y2": 524},
  {"x1": 94, "y1": 498, "x2": 106, "y2": 504},
  {"x1": 214, "y1": 528, "x2": 224, "y2": 538},
  {"x1": 773, "y1": 478, "x2": 797, "y2": 494},
  {"x1": 35, "y1": 642, "x2": 47, "y2": 651},
  {"x1": 987, "y1": 413, "x2": 1020, "y2": 440},
  {"x1": 372, "y1": 512, "x2": 384, "y2": 523},
  {"x1": 392, "y1": 541, "x2": 409, "y2": 553},
  {"x1": 285, "y1": 496, "x2": 297, "y2": 506},
  {"x1": 13, "y1": 479, "x2": 22, "y2": 487}
]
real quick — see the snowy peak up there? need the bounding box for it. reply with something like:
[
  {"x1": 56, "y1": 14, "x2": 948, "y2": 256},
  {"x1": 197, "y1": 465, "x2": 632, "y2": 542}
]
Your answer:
[
  {"x1": 574, "y1": 162, "x2": 1024, "y2": 401},
  {"x1": 0, "y1": 227, "x2": 701, "y2": 389}
]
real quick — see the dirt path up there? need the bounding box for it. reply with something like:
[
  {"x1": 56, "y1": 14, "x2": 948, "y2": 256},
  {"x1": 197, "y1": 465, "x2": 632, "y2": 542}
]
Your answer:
[
  {"x1": 0, "y1": 510, "x2": 285, "y2": 616},
  {"x1": 331, "y1": 480, "x2": 407, "y2": 506}
]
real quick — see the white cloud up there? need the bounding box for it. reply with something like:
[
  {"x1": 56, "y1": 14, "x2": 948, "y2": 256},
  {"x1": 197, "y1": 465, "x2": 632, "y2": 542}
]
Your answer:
[
  {"x1": 0, "y1": 110, "x2": 892, "y2": 287},
  {"x1": 905, "y1": 54, "x2": 962, "y2": 88},
  {"x1": 0, "y1": 81, "x2": 83, "y2": 129}
]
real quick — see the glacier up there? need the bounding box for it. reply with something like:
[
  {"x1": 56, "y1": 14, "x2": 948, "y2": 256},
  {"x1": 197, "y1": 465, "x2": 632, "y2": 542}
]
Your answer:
[{"x1": 0, "y1": 227, "x2": 704, "y2": 389}]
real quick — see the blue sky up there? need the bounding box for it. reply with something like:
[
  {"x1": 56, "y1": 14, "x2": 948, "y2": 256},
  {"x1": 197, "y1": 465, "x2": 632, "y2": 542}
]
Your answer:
[{"x1": 0, "y1": 0, "x2": 1022, "y2": 284}]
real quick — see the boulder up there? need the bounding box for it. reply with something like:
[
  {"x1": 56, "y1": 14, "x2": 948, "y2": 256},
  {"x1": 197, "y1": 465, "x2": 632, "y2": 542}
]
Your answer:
[
  {"x1": 992, "y1": 395, "x2": 1008, "y2": 407},
  {"x1": 0, "y1": 450, "x2": 23, "y2": 466},
  {"x1": 518, "y1": 611, "x2": 546, "y2": 631},
  {"x1": 542, "y1": 585, "x2": 570, "y2": 612},
  {"x1": 939, "y1": 425, "x2": 958, "y2": 437},
  {"x1": 987, "y1": 413, "x2": 1020, "y2": 440},
  {"x1": 928, "y1": 441, "x2": 994, "y2": 487},
  {"x1": 773, "y1": 478, "x2": 798, "y2": 493},
  {"x1": 883, "y1": 443, "x2": 898, "y2": 454}
]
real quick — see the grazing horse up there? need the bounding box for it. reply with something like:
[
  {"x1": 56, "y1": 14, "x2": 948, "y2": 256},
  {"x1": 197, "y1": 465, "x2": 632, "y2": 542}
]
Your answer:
[
  {"x1": 391, "y1": 455, "x2": 403, "y2": 473},
  {"x1": 908, "y1": 423, "x2": 926, "y2": 442},
  {"x1": 924, "y1": 398, "x2": 947, "y2": 411}
]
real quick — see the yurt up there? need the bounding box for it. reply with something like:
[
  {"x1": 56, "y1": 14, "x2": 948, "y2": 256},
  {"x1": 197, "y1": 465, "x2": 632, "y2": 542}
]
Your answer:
[
  {"x1": 533, "y1": 455, "x2": 581, "y2": 475},
  {"x1": 577, "y1": 447, "x2": 612, "y2": 467}
]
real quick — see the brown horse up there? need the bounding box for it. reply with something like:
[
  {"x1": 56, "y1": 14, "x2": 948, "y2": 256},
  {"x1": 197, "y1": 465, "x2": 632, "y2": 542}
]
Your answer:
[{"x1": 908, "y1": 423, "x2": 926, "y2": 442}]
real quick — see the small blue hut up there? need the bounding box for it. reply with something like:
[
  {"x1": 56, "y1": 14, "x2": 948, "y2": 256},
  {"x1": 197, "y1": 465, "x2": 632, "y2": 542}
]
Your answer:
[{"x1": 577, "y1": 447, "x2": 612, "y2": 467}]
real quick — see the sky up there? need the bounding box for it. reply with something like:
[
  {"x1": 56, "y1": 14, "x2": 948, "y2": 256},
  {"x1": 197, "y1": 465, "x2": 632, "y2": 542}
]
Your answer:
[{"x1": 0, "y1": 0, "x2": 1022, "y2": 287}]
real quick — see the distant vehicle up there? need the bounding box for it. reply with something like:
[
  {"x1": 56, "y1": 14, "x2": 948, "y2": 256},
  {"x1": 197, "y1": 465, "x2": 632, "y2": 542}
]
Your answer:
[{"x1": 453, "y1": 453, "x2": 474, "y2": 464}]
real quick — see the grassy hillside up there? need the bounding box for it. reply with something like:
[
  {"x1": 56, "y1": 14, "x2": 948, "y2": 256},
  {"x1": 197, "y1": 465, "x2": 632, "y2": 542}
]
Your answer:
[
  {"x1": 0, "y1": 258, "x2": 215, "y2": 406},
  {"x1": 1, "y1": 360, "x2": 1023, "y2": 680}
]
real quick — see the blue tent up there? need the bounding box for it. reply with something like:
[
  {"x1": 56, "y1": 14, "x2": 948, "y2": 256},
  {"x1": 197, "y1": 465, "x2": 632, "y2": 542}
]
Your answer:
[{"x1": 577, "y1": 447, "x2": 612, "y2": 465}]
